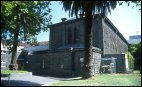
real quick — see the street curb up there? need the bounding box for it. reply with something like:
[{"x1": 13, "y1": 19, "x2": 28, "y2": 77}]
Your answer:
[
  {"x1": 10, "y1": 72, "x2": 32, "y2": 77},
  {"x1": 41, "y1": 81, "x2": 60, "y2": 86}
]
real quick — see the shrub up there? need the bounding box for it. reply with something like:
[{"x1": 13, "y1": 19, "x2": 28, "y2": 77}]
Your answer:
[{"x1": 127, "y1": 52, "x2": 134, "y2": 70}]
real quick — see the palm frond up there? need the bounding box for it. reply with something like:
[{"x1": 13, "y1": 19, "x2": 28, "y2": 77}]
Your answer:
[
  {"x1": 62, "y1": 1, "x2": 118, "y2": 18},
  {"x1": 62, "y1": 1, "x2": 72, "y2": 17}
]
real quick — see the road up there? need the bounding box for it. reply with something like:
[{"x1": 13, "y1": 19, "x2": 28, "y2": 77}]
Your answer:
[{"x1": 1, "y1": 73, "x2": 80, "y2": 86}]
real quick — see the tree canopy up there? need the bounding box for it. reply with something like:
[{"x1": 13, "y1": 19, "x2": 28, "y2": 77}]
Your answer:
[
  {"x1": 1, "y1": 1, "x2": 52, "y2": 48},
  {"x1": 1, "y1": 1, "x2": 52, "y2": 70},
  {"x1": 62, "y1": 1, "x2": 117, "y2": 18},
  {"x1": 129, "y1": 42, "x2": 141, "y2": 57}
]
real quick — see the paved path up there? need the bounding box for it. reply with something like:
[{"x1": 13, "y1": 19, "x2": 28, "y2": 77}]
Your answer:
[{"x1": 1, "y1": 74, "x2": 81, "y2": 86}]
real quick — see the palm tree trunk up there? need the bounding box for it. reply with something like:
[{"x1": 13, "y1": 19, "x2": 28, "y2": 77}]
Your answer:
[
  {"x1": 9, "y1": 28, "x2": 19, "y2": 70},
  {"x1": 82, "y1": 4, "x2": 94, "y2": 79}
]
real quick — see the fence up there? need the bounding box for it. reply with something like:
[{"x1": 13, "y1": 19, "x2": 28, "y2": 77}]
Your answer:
[{"x1": 100, "y1": 57, "x2": 117, "y2": 74}]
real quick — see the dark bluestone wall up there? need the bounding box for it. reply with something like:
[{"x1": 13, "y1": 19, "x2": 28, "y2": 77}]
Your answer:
[
  {"x1": 49, "y1": 15, "x2": 128, "y2": 54},
  {"x1": 102, "y1": 17, "x2": 128, "y2": 54},
  {"x1": 92, "y1": 15, "x2": 103, "y2": 51},
  {"x1": 24, "y1": 48, "x2": 102, "y2": 77},
  {"x1": 49, "y1": 18, "x2": 85, "y2": 50}
]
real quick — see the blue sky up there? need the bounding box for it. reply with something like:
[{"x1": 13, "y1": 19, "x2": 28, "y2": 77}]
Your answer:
[{"x1": 37, "y1": 1, "x2": 141, "y2": 42}]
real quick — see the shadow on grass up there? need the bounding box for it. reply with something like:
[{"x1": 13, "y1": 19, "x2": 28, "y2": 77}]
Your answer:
[
  {"x1": 60, "y1": 77, "x2": 83, "y2": 81},
  {"x1": 33, "y1": 72, "x2": 81, "y2": 78},
  {"x1": 1, "y1": 80, "x2": 42, "y2": 86}
]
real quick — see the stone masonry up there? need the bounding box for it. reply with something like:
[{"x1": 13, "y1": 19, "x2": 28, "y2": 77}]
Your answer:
[
  {"x1": 24, "y1": 48, "x2": 101, "y2": 77},
  {"x1": 49, "y1": 14, "x2": 128, "y2": 54},
  {"x1": 18, "y1": 14, "x2": 129, "y2": 76}
]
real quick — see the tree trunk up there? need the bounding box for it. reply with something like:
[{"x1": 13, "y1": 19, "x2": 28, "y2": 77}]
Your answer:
[
  {"x1": 82, "y1": 4, "x2": 94, "y2": 79},
  {"x1": 9, "y1": 27, "x2": 19, "y2": 70}
]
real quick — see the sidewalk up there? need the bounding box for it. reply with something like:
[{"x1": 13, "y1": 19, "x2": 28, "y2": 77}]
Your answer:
[{"x1": 1, "y1": 73, "x2": 81, "y2": 86}]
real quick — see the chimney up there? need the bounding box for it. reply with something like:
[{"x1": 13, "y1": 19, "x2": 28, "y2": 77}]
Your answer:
[{"x1": 61, "y1": 18, "x2": 67, "y2": 22}]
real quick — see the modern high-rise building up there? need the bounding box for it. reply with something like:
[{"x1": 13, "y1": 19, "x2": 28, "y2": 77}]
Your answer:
[{"x1": 127, "y1": 35, "x2": 141, "y2": 44}]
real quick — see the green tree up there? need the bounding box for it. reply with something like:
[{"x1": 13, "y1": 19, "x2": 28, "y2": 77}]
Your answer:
[
  {"x1": 1, "y1": 1, "x2": 52, "y2": 70},
  {"x1": 126, "y1": 1, "x2": 141, "y2": 10},
  {"x1": 62, "y1": 1, "x2": 118, "y2": 79},
  {"x1": 129, "y1": 42, "x2": 141, "y2": 57},
  {"x1": 129, "y1": 42, "x2": 141, "y2": 70},
  {"x1": 127, "y1": 52, "x2": 134, "y2": 70}
]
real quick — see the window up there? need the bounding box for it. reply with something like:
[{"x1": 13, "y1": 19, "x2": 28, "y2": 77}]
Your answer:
[
  {"x1": 68, "y1": 28, "x2": 72, "y2": 44},
  {"x1": 74, "y1": 27, "x2": 79, "y2": 44},
  {"x1": 67, "y1": 27, "x2": 79, "y2": 45}
]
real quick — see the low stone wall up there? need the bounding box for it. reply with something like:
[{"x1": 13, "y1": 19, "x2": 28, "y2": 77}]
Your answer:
[{"x1": 24, "y1": 48, "x2": 102, "y2": 77}]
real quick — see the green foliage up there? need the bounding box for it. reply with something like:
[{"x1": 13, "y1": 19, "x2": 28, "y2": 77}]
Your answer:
[
  {"x1": 129, "y1": 44, "x2": 138, "y2": 55},
  {"x1": 127, "y1": 52, "x2": 134, "y2": 70},
  {"x1": 1, "y1": 1, "x2": 52, "y2": 69},
  {"x1": 61, "y1": 1, "x2": 118, "y2": 18},
  {"x1": 1, "y1": 1, "x2": 52, "y2": 51},
  {"x1": 129, "y1": 42, "x2": 141, "y2": 57},
  {"x1": 29, "y1": 36, "x2": 39, "y2": 46},
  {"x1": 1, "y1": 70, "x2": 28, "y2": 74},
  {"x1": 51, "y1": 74, "x2": 141, "y2": 86},
  {"x1": 127, "y1": 1, "x2": 141, "y2": 10},
  {"x1": 129, "y1": 42, "x2": 141, "y2": 70},
  {"x1": 137, "y1": 42, "x2": 141, "y2": 57}
]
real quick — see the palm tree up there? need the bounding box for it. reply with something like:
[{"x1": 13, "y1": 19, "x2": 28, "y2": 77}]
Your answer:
[{"x1": 62, "y1": 1, "x2": 118, "y2": 79}]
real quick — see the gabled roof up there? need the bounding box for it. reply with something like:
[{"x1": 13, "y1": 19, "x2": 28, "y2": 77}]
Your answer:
[
  {"x1": 57, "y1": 44, "x2": 84, "y2": 49},
  {"x1": 38, "y1": 41, "x2": 49, "y2": 45},
  {"x1": 18, "y1": 43, "x2": 30, "y2": 47},
  {"x1": 103, "y1": 16, "x2": 129, "y2": 45},
  {"x1": 49, "y1": 17, "x2": 84, "y2": 28},
  {"x1": 24, "y1": 45, "x2": 49, "y2": 52},
  {"x1": 23, "y1": 41, "x2": 49, "y2": 52}
]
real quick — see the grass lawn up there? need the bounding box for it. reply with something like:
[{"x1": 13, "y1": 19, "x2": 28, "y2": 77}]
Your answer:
[
  {"x1": 51, "y1": 73, "x2": 141, "y2": 86},
  {"x1": 1, "y1": 70, "x2": 28, "y2": 74}
]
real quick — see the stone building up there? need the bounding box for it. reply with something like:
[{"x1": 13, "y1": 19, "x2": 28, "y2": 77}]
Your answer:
[
  {"x1": 49, "y1": 15, "x2": 128, "y2": 54},
  {"x1": 22, "y1": 15, "x2": 129, "y2": 77}
]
